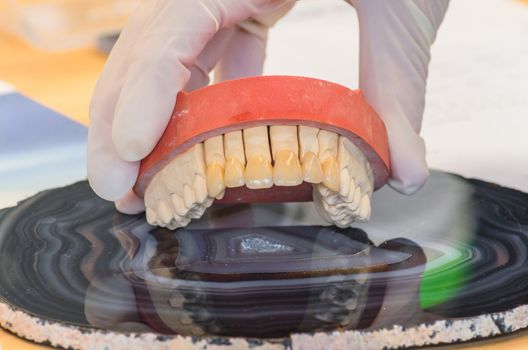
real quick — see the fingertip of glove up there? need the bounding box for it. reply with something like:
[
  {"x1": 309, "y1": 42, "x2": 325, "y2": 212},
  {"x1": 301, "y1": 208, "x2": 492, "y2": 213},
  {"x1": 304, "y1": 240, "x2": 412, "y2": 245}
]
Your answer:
[
  {"x1": 111, "y1": 105, "x2": 168, "y2": 162},
  {"x1": 388, "y1": 166, "x2": 430, "y2": 195},
  {"x1": 88, "y1": 176, "x2": 129, "y2": 202},
  {"x1": 115, "y1": 191, "x2": 146, "y2": 214},
  {"x1": 87, "y1": 159, "x2": 140, "y2": 202},
  {"x1": 113, "y1": 135, "x2": 151, "y2": 162}
]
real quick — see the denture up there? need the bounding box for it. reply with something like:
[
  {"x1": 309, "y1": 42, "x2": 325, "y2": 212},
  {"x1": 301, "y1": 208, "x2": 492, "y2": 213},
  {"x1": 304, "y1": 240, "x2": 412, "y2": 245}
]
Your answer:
[{"x1": 134, "y1": 76, "x2": 390, "y2": 229}]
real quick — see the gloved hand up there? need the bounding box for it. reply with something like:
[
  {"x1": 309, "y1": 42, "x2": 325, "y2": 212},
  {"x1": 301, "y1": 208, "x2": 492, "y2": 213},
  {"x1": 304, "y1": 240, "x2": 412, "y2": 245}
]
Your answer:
[
  {"x1": 88, "y1": 0, "x2": 295, "y2": 213},
  {"x1": 350, "y1": 0, "x2": 450, "y2": 194},
  {"x1": 88, "y1": 0, "x2": 450, "y2": 214}
]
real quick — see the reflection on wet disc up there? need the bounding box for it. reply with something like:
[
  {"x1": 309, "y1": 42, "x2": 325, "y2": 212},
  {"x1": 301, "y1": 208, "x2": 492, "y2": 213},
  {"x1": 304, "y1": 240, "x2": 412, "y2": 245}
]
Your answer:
[
  {"x1": 0, "y1": 181, "x2": 422, "y2": 337},
  {"x1": 0, "y1": 172, "x2": 528, "y2": 349}
]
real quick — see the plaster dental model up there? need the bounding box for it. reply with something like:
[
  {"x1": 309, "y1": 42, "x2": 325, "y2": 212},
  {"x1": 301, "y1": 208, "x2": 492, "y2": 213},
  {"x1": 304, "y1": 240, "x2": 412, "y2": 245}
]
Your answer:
[
  {"x1": 314, "y1": 136, "x2": 374, "y2": 227},
  {"x1": 135, "y1": 76, "x2": 390, "y2": 229},
  {"x1": 145, "y1": 144, "x2": 213, "y2": 229},
  {"x1": 145, "y1": 127, "x2": 374, "y2": 229}
]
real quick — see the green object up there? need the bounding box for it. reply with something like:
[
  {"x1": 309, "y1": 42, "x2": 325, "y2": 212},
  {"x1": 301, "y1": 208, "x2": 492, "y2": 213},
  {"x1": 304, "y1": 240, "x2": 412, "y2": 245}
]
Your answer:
[{"x1": 419, "y1": 243, "x2": 471, "y2": 309}]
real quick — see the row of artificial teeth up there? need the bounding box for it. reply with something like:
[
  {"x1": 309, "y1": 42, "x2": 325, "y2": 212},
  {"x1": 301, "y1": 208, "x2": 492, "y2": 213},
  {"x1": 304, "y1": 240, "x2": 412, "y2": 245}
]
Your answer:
[
  {"x1": 144, "y1": 125, "x2": 374, "y2": 229},
  {"x1": 313, "y1": 137, "x2": 374, "y2": 227},
  {"x1": 315, "y1": 182, "x2": 371, "y2": 227},
  {"x1": 145, "y1": 144, "x2": 212, "y2": 229},
  {"x1": 204, "y1": 126, "x2": 352, "y2": 196}
]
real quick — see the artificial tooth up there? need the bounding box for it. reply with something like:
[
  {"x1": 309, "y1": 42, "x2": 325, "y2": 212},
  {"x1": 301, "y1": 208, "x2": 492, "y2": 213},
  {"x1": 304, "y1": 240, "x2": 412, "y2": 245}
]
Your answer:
[
  {"x1": 205, "y1": 162, "x2": 225, "y2": 198},
  {"x1": 225, "y1": 157, "x2": 245, "y2": 188},
  {"x1": 245, "y1": 155, "x2": 273, "y2": 189},
  {"x1": 216, "y1": 189, "x2": 225, "y2": 200},
  {"x1": 350, "y1": 186, "x2": 362, "y2": 210},
  {"x1": 157, "y1": 201, "x2": 173, "y2": 224},
  {"x1": 183, "y1": 184, "x2": 196, "y2": 208},
  {"x1": 270, "y1": 125, "x2": 302, "y2": 186},
  {"x1": 299, "y1": 127, "x2": 323, "y2": 183},
  {"x1": 318, "y1": 130, "x2": 339, "y2": 192},
  {"x1": 338, "y1": 136, "x2": 374, "y2": 195},
  {"x1": 146, "y1": 207, "x2": 157, "y2": 225},
  {"x1": 224, "y1": 130, "x2": 246, "y2": 162},
  {"x1": 270, "y1": 125, "x2": 299, "y2": 156},
  {"x1": 298, "y1": 126, "x2": 319, "y2": 157},
  {"x1": 179, "y1": 217, "x2": 191, "y2": 227},
  {"x1": 203, "y1": 197, "x2": 214, "y2": 208},
  {"x1": 317, "y1": 130, "x2": 338, "y2": 164},
  {"x1": 204, "y1": 135, "x2": 226, "y2": 198},
  {"x1": 204, "y1": 135, "x2": 226, "y2": 165},
  {"x1": 359, "y1": 195, "x2": 371, "y2": 221},
  {"x1": 188, "y1": 205, "x2": 206, "y2": 219},
  {"x1": 339, "y1": 169, "x2": 350, "y2": 197},
  {"x1": 194, "y1": 176, "x2": 208, "y2": 203},
  {"x1": 243, "y1": 126, "x2": 273, "y2": 189},
  {"x1": 321, "y1": 156, "x2": 340, "y2": 192},
  {"x1": 145, "y1": 143, "x2": 211, "y2": 229},
  {"x1": 312, "y1": 134, "x2": 376, "y2": 228},
  {"x1": 346, "y1": 179, "x2": 356, "y2": 202},
  {"x1": 273, "y1": 150, "x2": 303, "y2": 186},
  {"x1": 171, "y1": 194, "x2": 187, "y2": 217},
  {"x1": 224, "y1": 131, "x2": 246, "y2": 188},
  {"x1": 301, "y1": 151, "x2": 323, "y2": 183}
]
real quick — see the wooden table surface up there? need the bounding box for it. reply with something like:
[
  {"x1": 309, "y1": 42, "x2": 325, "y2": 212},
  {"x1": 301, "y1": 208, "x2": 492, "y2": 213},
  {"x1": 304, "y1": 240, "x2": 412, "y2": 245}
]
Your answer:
[{"x1": 0, "y1": 29, "x2": 527, "y2": 350}]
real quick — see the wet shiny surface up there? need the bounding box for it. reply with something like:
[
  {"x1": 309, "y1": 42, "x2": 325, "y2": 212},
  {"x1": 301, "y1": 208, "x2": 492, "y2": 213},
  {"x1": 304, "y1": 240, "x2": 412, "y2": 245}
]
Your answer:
[{"x1": 0, "y1": 171, "x2": 527, "y2": 339}]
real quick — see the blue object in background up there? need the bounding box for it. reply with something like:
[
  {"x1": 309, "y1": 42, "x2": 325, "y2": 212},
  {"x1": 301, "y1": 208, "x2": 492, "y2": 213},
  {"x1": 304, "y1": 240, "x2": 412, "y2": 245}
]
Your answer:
[{"x1": 0, "y1": 90, "x2": 87, "y2": 209}]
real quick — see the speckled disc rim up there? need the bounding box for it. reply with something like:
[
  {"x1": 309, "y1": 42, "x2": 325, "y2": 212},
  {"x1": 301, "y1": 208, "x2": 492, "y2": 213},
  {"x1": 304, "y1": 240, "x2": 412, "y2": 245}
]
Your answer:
[
  {"x1": 133, "y1": 76, "x2": 390, "y2": 198},
  {"x1": 2, "y1": 300, "x2": 528, "y2": 350}
]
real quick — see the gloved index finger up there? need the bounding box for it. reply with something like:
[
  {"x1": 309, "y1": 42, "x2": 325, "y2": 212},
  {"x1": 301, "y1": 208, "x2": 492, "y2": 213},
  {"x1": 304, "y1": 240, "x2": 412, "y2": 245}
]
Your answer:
[
  {"x1": 87, "y1": 1, "x2": 156, "y2": 203},
  {"x1": 111, "y1": 0, "x2": 226, "y2": 162},
  {"x1": 111, "y1": 0, "x2": 293, "y2": 162}
]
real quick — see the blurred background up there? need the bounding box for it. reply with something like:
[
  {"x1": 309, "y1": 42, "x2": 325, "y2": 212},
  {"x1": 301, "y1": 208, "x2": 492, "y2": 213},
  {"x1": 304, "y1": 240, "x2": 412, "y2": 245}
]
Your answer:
[
  {"x1": 1, "y1": 0, "x2": 527, "y2": 191},
  {"x1": 0, "y1": 0, "x2": 135, "y2": 50}
]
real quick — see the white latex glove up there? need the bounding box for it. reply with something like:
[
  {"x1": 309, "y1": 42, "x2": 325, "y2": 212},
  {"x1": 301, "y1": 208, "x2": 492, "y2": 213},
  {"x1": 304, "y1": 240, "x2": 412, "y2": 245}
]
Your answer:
[
  {"x1": 350, "y1": 0, "x2": 450, "y2": 194},
  {"x1": 88, "y1": 0, "x2": 294, "y2": 213},
  {"x1": 88, "y1": 0, "x2": 450, "y2": 214}
]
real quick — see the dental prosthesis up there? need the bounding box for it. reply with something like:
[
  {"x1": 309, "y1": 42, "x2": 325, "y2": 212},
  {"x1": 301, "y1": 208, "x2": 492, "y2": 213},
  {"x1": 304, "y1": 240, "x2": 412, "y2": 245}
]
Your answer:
[{"x1": 134, "y1": 76, "x2": 390, "y2": 229}]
